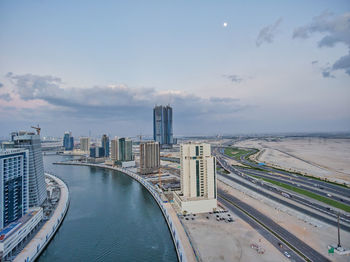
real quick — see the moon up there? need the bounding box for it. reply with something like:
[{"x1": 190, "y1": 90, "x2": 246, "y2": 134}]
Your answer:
[{"x1": 223, "y1": 22, "x2": 228, "y2": 27}]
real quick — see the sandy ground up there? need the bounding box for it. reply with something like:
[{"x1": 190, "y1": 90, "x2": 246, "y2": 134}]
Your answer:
[
  {"x1": 218, "y1": 180, "x2": 350, "y2": 262},
  {"x1": 234, "y1": 138, "x2": 350, "y2": 184},
  {"x1": 181, "y1": 209, "x2": 288, "y2": 262}
]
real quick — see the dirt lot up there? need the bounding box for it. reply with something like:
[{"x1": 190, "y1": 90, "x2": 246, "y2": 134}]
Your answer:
[
  {"x1": 181, "y1": 210, "x2": 288, "y2": 262},
  {"x1": 234, "y1": 137, "x2": 350, "y2": 184},
  {"x1": 218, "y1": 180, "x2": 350, "y2": 262}
]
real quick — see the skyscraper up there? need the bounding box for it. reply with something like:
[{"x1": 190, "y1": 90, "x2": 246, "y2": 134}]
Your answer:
[
  {"x1": 63, "y1": 132, "x2": 74, "y2": 151},
  {"x1": 101, "y1": 134, "x2": 109, "y2": 157},
  {"x1": 11, "y1": 131, "x2": 46, "y2": 208},
  {"x1": 173, "y1": 142, "x2": 217, "y2": 213},
  {"x1": 0, "y1": 149, "x2": 29, "y2": 228},
  {"x1": 139, "y1": 141, "x2": 160, "y2": 174},
  {"x1": 153, "y1": 105, "x2": 173, "y2": 148},
  {"x1": 80, "y1": 137, "x2": 90, "y2": 152}
]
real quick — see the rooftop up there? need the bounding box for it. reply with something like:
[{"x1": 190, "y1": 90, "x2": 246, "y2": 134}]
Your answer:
[{"x1": 0, "y1": 208, "x2": 41, "y2": 242}]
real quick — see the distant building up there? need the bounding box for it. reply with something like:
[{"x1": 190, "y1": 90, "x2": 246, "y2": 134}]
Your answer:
[
  {"x1": 118, "y1": 138, "x2": 133, "y2": 161},
  {"x1": 63, "y1": 132, "x2": 74, "y2": 151},
  {"x1": 109, "y1": 137, "x2": 134, "y2": 166},
  {"x1": 153, "y1": 105, "x2": 173, "y2": 148},
  {"x1": 11, "y1": 131, "x2": 47, "y2": 208},
  {"x1": 139, "y1": 141, "x2": 160, "y2": 174},
  {"x1": 101, "y1": 134, "x2": 109, "y2": 157},
  {"x1": 110, "y1": 137, "x2": 119, "y2": 161},
  {"x1": 173, "y1": 142, "x2": 217, "y2": 214},
  {"x1": 80, "y1": 137, "x2": 90, "y2": 152},
  {"x1": 89, "y1": 146, "x2": 104, "y2": 158},
  {"x1": 0, "y1": 149, "x2": 29, "y2": 229}
]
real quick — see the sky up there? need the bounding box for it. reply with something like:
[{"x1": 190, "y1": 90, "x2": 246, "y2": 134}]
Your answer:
[{"x1": 0, "y1": 0, "x2": 349, "y2": 138}]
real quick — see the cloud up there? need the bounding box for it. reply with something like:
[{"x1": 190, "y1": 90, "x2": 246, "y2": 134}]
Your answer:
[
  {"x1": 0, "y1": 83, "x2": 3, "y2": 88},
  {"x1": 293, "y1": 11, "x2": 350, "y2": 77},
  {"x1": 223, "y1": 74, "x2": 243, "y2": 83},
  {"x1": 256, "y1": 18, "x2": 283, "y2": 47},
  {"x1": 322, "y1": 70, "x2": 335, "y2": 78},
  {"x1": 332, "y1": 51, "x2": 350, "y2": 75},
  {"x1": 4, "y1": 73, "x2": 246, "y2": 123},
  {"x1": 0, "y1": 93, "x2": 12, "y2": 101}
]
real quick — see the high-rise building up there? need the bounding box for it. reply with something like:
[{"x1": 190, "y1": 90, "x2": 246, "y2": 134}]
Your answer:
[
  {"x1": 110, "y1": 137, "x2": 133, "y2": 162},
  {"x1": 11, "y1": 132, "x2": 46, "y2": 208},
  {"x1": 63, "y1": 132, "x2": 74, "y2": 151},
  {"x1": 139, "y1": 141, "x2": 160, "y2": 174},
  {"x1": 89, "y1": 146, "x2": 104, "y2": 158},
  {"x1": 80, "y1": 137, "x2": 90, "y2": 152},
  {"x1": 110, "y1": 137, "x2": 119, "y2": 161},
  {"x1": 118, "y1": 138, "x2": 133, "y2": 161},
  {"x1": 153, "y1": 105, "x2": 173, "y2": 148},
  {"x1": 0, "y1": 149, "x2": 29, "y2": 229},
  {"x1": 173, "y1": 142, "x2": 217, "y2": 214},
  {"x1": 101, "y1": 134, "x2": 109, "y2": 157}
]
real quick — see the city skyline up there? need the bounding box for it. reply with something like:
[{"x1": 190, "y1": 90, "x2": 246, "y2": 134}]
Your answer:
[{"x1": 0, "y1": 1, "x2": 349, "y2": 137}]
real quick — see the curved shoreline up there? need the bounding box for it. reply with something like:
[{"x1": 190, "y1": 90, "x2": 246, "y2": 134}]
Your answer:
[
  {"x1": 54, "y1": 161, "x2": 194, "y2": 262},
  {"x1": 14, "y1": 174, "x2": 70, "y2": 262}
]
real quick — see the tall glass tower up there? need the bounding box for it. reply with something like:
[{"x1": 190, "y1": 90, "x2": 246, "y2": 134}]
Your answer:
[
  {"x1": 153, "y1": 105, "x2": 173, "y2": 148},
  {"x1": 12, "y1": 131, "x2": 47, "y2": 207},
  {"x1": 63, "y1": 131, "x2": 74, "y2": 151},
  {"x1": 101, "y1": 134, "x2": 109, "y2": 157}
]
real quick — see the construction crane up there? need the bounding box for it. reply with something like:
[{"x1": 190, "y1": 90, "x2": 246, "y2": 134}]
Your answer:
[{"x1": 31, "y1": 125, "x2": 41, "y2": 135}]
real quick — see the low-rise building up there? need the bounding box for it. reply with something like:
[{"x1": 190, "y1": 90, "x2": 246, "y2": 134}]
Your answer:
[{"x1": 0, "y1": 207, "x2": 43, "y2": 261}]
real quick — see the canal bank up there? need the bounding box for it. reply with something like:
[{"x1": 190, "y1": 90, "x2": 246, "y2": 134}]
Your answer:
[
  {"x1": 14, "y1": 174, "x2": 70, "y2": 262},
  {"x1": 54, "y1": 161, "x2": 197, "y2": 262}
]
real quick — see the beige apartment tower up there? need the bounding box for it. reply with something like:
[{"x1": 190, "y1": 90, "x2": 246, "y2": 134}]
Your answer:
[
  {"x1": 80, "y1": 137, "x2": 90, "y2": 152},
  {"x1": 173, "y1": 142, "x2": 217, "y2": 214},
  {"x1": 110, "y1": 137, "x2": 119, "y2": 161},
  {"x1": 139, "y1": 141, "x2": 160, "y2": 174}
]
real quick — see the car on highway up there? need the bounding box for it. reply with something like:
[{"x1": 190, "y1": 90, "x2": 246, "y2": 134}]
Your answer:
[{"x1": 284, "y1": 251, "x2": 291, "y2": 258}]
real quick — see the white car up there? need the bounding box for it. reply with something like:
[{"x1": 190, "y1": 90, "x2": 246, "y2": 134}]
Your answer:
[{"x1": 284, "y1": 251, "x2": 291, "y2": 258}]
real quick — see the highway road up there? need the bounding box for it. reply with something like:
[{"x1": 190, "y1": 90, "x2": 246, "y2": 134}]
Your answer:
[
  {"x1": 234, "y1": 165, "x2": 350, "y2": 202},
  {"x1": 234, "y1": 167, "x2": 350, "y2": 223},
  {"x1": 218, "y1": 195, "x2": 304, "y2": 262},
  {"x1": 216, "y1": 156, "x2": 350, "y2": 231},
  {"x1": 214, "y1": 147, "x2": 350, "y2": 221},
  {"x1": 226, "y1": 147, "x2": 350, "y2": 199},
  {"x1": 218, "y1": 190, "x2": 331, "y2": 262}
]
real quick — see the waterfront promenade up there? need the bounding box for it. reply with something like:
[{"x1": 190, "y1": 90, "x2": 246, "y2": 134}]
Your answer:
[
  {"x1": 14, "y1": 174, "x2": 69, "y2": 262},
  {"x1": 55, "y1": 161, "x2": 197, "y2": 262}
]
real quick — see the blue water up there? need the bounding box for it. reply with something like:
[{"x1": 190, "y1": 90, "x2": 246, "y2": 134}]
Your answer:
[{"x1": 37, "y1": 155, "x2": 177, "y2": 262}]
